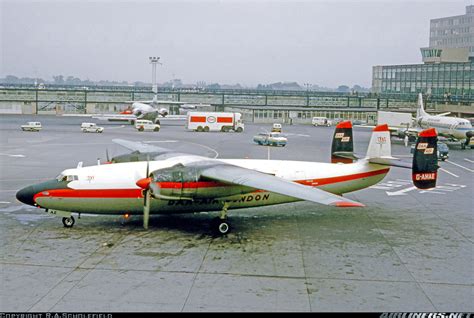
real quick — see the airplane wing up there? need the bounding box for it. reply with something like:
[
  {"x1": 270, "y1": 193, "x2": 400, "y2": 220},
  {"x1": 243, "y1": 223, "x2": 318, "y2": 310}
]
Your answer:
[
  {"x1": 198, "y1": 163, "x2": 364, "y2": 207},
  {"x1": 112, "y1": 138, "x2": 172, "y2": 154},
  {"x1": 92, "y1": 114, "x2": 136, "y2": 121}
]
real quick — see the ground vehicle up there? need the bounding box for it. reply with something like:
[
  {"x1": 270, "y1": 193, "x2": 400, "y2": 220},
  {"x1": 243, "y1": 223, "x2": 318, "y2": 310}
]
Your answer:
[
  {"x1": 312, "y1": 117, "x2": 331, "y2": 126},
  {"x1": 187, "y1": 111, "x2": 244, "y2": 132},
  {"x1": 271, "y1": 123, "x2": 282, "y2": 132},
  {"x1": 20, "y1": 122, "x2": 42, "y2": 132},
  {"x1": 81, "y1": 122, "x2": 104, "y2": 133},
  {"x1": 135, "y1": 119, "x2": 160, "y2": 132},
  {"x1": 411, "y1": 141, "x2": 449, "y2": 161},
  {"x1": 253, "y1": 132, "x2": 287, "y2": 146}
]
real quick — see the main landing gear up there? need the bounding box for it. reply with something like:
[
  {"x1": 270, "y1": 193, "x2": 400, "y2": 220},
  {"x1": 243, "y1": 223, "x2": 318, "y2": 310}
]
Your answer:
[
  {"x1": 62, "y1": 216, "x2": 75, "y2": 228},
  {"x1": 212, "y1": 202, "x2": 231, "y2": 235}
]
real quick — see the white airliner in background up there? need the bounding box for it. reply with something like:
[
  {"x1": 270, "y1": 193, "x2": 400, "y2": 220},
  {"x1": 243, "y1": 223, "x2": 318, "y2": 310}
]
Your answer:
[
  {"x1": 379, "y1": 94, "x2": 474, "y2": 149},
  {"x1": 415, "y1": 93, "x2": 473, "y2": 149},
  {"x1": 92, "y1": 95, "x2": 212, "y2": 125}
]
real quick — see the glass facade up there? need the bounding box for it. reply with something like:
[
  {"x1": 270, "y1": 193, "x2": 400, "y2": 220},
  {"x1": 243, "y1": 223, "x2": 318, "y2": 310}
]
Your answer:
[{"x1": 372, "y1": 62, "x2": 473, "y2": 98}]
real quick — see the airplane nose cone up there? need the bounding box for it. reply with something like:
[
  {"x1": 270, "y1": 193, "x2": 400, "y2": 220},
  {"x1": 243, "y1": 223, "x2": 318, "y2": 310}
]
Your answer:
[{"x1": 16, "y1": 185, "x2": 36, "y2": 206}]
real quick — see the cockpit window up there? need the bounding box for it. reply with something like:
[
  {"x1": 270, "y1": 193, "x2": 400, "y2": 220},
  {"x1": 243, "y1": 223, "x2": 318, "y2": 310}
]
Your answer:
[{"x1": 55, "y1": 174, "x2": 78, "y2": 182}]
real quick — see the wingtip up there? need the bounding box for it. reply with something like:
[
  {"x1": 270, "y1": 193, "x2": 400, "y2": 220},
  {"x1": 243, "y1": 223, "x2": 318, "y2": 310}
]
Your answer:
[{"x1": 331, "y1": 201, "x2": 365, "y2": 208}]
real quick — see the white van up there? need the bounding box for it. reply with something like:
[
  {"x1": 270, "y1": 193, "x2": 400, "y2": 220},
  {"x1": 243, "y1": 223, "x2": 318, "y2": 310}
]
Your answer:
[
  {"x1": 135, "y1": 119, "x2": 160, "y2": 132},
  {"x1": 81, "y1": 122, "x2": 104, "y2": 133},
  {"x1": 312, "y1": 117, "x2": 331, "y2": 126},
  {"x1": 21, "y1": 122, "x2": 42, "y2": 132}
]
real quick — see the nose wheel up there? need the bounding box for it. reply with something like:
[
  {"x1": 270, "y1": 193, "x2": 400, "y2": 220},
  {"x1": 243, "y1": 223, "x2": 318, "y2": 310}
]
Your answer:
[{"x1": 62, "y1": 216, "x2": 75, "y2": 228}]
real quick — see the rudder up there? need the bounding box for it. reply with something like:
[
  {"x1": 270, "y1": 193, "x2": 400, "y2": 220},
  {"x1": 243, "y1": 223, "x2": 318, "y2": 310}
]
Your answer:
[
  {"x1": 331, "y1": 121, "x2": 354, "y2": 163},
  {"x1": 412, "y1": 128, "x2": 438, "y2": 189}
]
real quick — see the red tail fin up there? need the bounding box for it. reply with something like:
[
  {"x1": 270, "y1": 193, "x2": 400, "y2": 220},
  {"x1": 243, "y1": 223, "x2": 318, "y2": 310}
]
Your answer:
[
  {"x1": 412, "y1": 128, "x2": 438, "y2": 189},
  {"x1": 331, "y1": 121, "x2": 354, "y2": 164}
]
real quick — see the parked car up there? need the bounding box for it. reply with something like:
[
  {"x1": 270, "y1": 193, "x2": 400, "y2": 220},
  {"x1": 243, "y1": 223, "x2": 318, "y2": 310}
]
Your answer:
[
  {"x1": 135, "y1": 119, "x2": 160, "y2": 132},
  {"x1": 81, "y1": 122, "x2": 104, "y2": 133},
  {"x1": 411, "y1": 141, "x2": 449, "y2": 161},
  {"x1": 253, "y1": 132, "x2": 287, "y2": 147},
  {"x1": 20, "y1": 122, "x2": 42, "y2": 132},
  {"x1": 271, "y1": 123, "x2": 282, "y2": 132}
]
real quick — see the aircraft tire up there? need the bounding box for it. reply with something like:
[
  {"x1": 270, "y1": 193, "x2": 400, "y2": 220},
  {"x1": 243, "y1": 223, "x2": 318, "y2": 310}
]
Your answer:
[
  {"x1": 204, "y1": 126, "x2": 210, "y2": 132},
  {"x1": 62, "y1": 216, "x2": 75, "y2": 228},
  {"x1": 197, "y1": 126, "x2": 203, "y2": 132},
  {"x1": 212, "y1": 217, "x2": 231, "y2": 235}
]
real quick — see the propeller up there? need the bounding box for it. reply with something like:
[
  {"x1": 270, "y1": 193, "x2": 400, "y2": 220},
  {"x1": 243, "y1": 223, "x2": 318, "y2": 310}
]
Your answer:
[
  {"x1": 135, "y1": 158, "x2": 153, "y2": 229},
  {"x1": 143, "y1": 158, "x2": 151, "y2": 229},
  {"x1": 106, "y1": 148, "x2": 110, "y2": 163}
]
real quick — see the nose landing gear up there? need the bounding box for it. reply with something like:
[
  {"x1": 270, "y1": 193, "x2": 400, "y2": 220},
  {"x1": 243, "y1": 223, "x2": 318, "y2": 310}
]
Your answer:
[{"x1": 62, "y1": 216, "x2": 75, "y2": 228}]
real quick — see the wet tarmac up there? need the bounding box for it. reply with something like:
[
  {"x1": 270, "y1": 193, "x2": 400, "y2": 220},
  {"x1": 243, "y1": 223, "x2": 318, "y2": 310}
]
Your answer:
[{"x1": 0, "y1": 114, "x2": 473, "y2": 312}]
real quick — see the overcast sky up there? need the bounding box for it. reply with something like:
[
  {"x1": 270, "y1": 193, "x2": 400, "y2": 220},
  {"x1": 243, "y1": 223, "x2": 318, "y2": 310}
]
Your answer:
[{"x1": 0, "y1": 0, "x2": 471, "y2": 88}]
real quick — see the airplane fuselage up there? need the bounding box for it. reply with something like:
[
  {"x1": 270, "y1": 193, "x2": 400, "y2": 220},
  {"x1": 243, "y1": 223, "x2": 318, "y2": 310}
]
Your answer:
[
  {"x1": 25, "y1": 157, "x2": 389, "y2": 216},
  {"x1": 418, "y1": 115, "x2": 473, "y2": 140}
]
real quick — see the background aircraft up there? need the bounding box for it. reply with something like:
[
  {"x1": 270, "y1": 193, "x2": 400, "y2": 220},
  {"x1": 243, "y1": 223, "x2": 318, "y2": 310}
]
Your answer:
[
  {"x1": 93, "y1": 95, "x2": 212, "y2": 125},
  {"x1": 16, "y1": 122, "x2": 439, "y2": 235},
  {"x1": 369, "y1": 94, "x2": 473, "y2": 149}
]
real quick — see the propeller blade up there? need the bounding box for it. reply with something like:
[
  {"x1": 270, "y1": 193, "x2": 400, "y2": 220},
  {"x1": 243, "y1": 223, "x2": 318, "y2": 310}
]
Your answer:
[
  {"x1": 143, "y1": 190, "x2": 150, "y2": 229},
  {"x1": 143, "y1": 156, "x2": 151, "y2": 229},
  {"x1": 106, "y1": 148, "x2": 110, "y2": 162},
  {"x1": 146, "y1": 156, "x2": 150, "y2": 177}
]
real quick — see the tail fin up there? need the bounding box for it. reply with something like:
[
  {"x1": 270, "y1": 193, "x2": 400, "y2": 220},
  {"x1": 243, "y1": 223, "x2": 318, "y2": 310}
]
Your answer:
[
  {"x1": 331, "y1": 121, "x2": 354, "y2": 163},
  {"x1": 365, "y1": 124, "x2": 392, "y2": 159},
  {"x1": 412, "y1": 128, "x2": 438, "y2": 189},
  {"x1": 416, "y1": 93, "x2": 428, "y2": 118}
]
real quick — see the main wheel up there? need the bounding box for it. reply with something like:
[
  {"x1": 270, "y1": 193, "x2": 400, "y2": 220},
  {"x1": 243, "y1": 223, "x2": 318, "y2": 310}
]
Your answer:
[
  {"x1": 62, "y1": 216, "x2": 75, "y2": 228},
  {"x1": 212, "y1": 217, "x2": 231, "y2": 235},
  {"x1": 204, "y1": 126, "x2": 210, "y2": 132},
  {"x1": 197, "y1": 126, "x2": 203, "y2": 132}
]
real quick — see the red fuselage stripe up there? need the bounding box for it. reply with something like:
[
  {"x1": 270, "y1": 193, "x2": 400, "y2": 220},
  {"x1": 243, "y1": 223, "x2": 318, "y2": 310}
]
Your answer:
[{"x1": 33, "y1": 168, "x2": 390, "y2": 200}]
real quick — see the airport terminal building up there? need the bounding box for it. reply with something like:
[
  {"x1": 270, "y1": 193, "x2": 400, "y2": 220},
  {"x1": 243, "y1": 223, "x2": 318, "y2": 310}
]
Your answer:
[{"x1": 372, "y1": 5, "x2": 474, "y2": 99}]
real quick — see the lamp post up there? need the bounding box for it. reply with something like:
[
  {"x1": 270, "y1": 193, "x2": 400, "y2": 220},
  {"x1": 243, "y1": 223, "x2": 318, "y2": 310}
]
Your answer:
[{"x1": 149, "y1": 56, "x2": 161, "y2": 94}]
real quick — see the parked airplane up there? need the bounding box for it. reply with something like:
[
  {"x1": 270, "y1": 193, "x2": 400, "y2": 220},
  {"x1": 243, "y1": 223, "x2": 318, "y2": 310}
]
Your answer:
[
  {"x1": 392, "y1": 94, "x2": 474, "y2": 149},
  {"x1": 16, "y1": 122, "x2": 439, "y2": 235},
  {"x1": 92, "y1": 95, "x2": 212, "y2": 125}
]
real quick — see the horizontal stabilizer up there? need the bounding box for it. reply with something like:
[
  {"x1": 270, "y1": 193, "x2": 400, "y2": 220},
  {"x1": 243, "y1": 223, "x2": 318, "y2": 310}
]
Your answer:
[
  {"x1": 369, "y1": 157, "x2": 412, "y2": 169},
  {"x1": 332, "y1": 152, "x2": 361, "y2": 161}
]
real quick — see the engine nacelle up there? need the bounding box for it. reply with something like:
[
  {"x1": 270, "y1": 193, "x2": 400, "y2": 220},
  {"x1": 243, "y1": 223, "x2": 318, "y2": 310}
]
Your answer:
[
  {"x1": 149, "y1": 164, "x2": 249, "y2": 200},
  {"x1": 158, "y1": 108, "x2": 168, "y2": 117}
]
